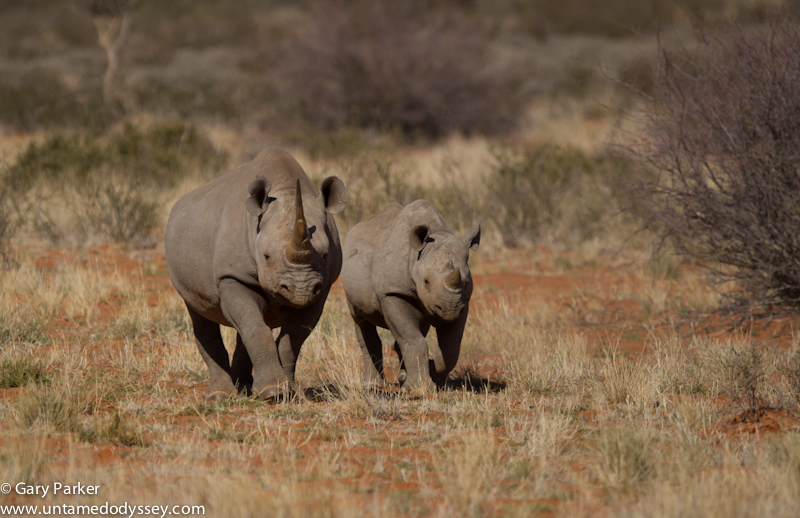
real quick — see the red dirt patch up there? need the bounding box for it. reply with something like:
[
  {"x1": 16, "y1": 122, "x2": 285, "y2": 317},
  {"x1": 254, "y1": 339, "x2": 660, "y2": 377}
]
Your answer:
[{"x1": 708, "y1": 408, "x2": 800, "y2": 438}]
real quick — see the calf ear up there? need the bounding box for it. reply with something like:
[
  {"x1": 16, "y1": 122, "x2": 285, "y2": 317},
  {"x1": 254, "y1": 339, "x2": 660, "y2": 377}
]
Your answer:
[
  {"x1": 409, "y1": 225, "x2": 430, "y2": 253},
  {"x1": 320, "y1": 176, "x2": 346, "y2": 215},
  {"x1": 246, "y1": 175, "x2": 272, "y2": 217},
  {"x1": 464, "y1": 221, "x2": 481, "y2": 251}
]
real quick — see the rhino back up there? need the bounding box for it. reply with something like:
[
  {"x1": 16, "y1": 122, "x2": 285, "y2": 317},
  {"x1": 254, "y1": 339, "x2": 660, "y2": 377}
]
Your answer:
[{"x1": 342, "y1": 203, "x2": 403, "y2": 317}]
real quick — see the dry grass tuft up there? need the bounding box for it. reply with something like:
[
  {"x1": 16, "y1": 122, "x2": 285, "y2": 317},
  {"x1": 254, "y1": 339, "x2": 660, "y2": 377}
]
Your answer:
[
  {"x1": 439, "y1": 430, "x2": 505, "y2": 518},
  {"x1": 590, "y1": 425, "x2": 657, "y2": 493},
  {"x1": 14, "y1": 380, "x2": 90, "y2": 433},
  {"x1": 507, "y1": 331, "x2": 594, "y2": 397}
]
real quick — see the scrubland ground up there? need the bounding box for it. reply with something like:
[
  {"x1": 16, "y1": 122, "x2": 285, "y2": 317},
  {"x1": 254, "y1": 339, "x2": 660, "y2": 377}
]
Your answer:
[
  {"x1": 2, "y1": 243, "x2": 800, "y2": 518},
  {"x1": 3, "y1": 1, "x2": 800, "y2": 517}
]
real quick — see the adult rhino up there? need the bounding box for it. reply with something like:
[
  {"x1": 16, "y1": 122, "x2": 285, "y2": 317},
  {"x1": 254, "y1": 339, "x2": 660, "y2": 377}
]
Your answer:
[
  {"x1": 165, "y1": 147, "x2": 345, "y2": 401},
  {"x1": 341, "y1": 201, "x2": 480, "y2": 392}
]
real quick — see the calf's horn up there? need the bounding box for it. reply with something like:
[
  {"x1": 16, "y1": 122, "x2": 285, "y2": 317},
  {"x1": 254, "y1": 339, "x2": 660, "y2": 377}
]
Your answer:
[
  {"x1": 444, "y1": 266, "x2": 462, "y2": 291},
  {"x1": 285, "y1": 180, "x2": 314, "y2": 265}
]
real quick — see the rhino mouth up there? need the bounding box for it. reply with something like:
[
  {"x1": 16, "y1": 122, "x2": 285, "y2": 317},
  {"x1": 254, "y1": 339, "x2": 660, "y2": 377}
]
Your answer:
[
  {"x1": 431, "y1": 299, "x2": 465, "y2": 322},
  {"x1": 278, "y1": 280, "x2": 323, "y2": 308}
]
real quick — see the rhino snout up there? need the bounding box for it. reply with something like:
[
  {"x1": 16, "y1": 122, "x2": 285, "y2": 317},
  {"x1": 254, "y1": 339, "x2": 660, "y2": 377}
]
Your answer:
[{"x1": 277, "y1": 277, "x2": 324, "y2": 308}]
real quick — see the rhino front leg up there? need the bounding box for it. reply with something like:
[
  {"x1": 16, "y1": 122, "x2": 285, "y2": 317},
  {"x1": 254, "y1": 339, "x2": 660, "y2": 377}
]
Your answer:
[
  {"x1": 354, "y1": 318, "x2": 386, "y2": 388},
  {"x1": 382, "y1": 296, "x2": 435, "y2": 393},
  {"x1": 186, "y1": 306, "x2": 236, "y2": 401},
  {"x1": 219, "y1": 279, "x2": 288, "y2": 401},
  {"x1": 430, "y1": 307, "x2": 468, "y2": 387}
]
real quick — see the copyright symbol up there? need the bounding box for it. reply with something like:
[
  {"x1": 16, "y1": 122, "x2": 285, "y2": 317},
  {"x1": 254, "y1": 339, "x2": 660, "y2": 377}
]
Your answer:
[{"x1": 1, "y1": 483, "x2": 10, "y2": 494}]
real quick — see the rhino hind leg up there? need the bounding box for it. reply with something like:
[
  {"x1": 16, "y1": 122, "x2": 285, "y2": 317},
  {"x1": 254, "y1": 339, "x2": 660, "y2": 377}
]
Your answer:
[
  {"x1": 231, "y1": 334, "x2": 254, "y2": 394},
  {"x1": 393, "y1": 341, "x2": 405, "y2": 385},
  {"x1": 354, "y1": 320, "x2": 386, "y2": 389},
  {"x1": 187, "y1": 307, "x2": 237, "y2": 401}
]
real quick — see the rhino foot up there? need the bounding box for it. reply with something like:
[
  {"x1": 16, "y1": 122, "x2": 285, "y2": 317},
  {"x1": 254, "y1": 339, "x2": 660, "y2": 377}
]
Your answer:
[
  {"x1": 203, "y1": 381, "x2": 237, "y2": 401},
  {"x1": 397, "y1": 369, "x2": 407, "y2": 385},
  {"x1": 400, "y1": 378, "x2": 436, "y2": 397},
  {"x1": 253, "y1": 383, "x2": 292, "y2": 403}
]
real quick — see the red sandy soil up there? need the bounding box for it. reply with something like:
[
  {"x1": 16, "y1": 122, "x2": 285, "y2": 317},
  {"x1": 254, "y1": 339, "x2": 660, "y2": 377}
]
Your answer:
[{"x1": 3, "y1": 244, "x2": 800, "y2": 514}]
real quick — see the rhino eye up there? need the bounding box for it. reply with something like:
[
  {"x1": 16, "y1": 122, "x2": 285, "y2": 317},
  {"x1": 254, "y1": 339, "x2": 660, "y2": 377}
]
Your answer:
[{"x1": 264, "y1": 254, "x2": 271, "y2": 261}]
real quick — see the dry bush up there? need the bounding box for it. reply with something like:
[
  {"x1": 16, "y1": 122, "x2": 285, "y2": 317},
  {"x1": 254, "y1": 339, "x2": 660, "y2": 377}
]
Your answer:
[
  {"x1": 275, "y1": 0, "x2": 523, "y2": 139},
  {"x1": 696, "y1": 338, "x2": 771, "y2": 413},
  {"x1": 517, "y1": 0, "x2": 786, "y2": 39},
  {"x1": 623, "y1": 17, "x2": 800, "y2": 310}
]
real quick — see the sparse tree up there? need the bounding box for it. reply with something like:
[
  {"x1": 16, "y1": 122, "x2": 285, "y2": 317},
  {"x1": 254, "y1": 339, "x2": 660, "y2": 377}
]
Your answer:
[{"x1": 90, "y1": 0, "x2": 135, "y2": 105}]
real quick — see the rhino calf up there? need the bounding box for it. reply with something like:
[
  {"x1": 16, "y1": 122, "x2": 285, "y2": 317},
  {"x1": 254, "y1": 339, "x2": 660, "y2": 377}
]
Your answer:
[
  {"x1": 341, "y1": 201, "x2": 480, "y2": 392},
  {"x1": 165, "y1": 147, "x2": 345, "y2": 400}
]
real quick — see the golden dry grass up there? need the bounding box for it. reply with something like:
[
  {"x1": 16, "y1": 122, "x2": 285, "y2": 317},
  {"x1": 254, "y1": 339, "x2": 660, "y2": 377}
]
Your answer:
[{"x1": 0, "y1": 247, "x2": 798, "y2": 517}]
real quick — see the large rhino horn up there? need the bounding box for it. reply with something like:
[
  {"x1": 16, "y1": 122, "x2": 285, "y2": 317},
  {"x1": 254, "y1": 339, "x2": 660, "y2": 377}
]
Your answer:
[
  {"x1": 444, "y1": 263, "x2": 462, "y2": 291},
  {"x1": 285, "y1": 179, "x2": 314, "y2": 265}
]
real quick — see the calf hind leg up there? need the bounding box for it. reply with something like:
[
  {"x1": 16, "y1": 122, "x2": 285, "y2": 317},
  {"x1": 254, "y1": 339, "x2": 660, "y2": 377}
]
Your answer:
[
  {"x1": 187, "y1": 307, "x2": 236, "y2": 401},
  {"x1": 355, "y1": 320, "x2": 386, "y2": 388}
]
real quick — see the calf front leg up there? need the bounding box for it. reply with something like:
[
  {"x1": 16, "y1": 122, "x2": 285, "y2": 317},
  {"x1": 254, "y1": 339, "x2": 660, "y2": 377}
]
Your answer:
[
  {"x1": 431, "y1": 307, "x2": 468, "y2": 387},
  {"x1": 219, "y1": 279, "x2": 287, "y2": 400},
  {"x1": 382, "y1": 296, "x2": 435, "y2": 394}
]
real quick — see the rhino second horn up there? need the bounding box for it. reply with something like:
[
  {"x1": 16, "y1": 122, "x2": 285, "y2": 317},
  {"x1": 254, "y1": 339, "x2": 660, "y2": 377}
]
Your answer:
[
  {"x1": 444, "y1": 266, "x2": 462, "y2": 292},
  {"x1": 285, "y1": 180, "x2": 314, "y2": 265}
]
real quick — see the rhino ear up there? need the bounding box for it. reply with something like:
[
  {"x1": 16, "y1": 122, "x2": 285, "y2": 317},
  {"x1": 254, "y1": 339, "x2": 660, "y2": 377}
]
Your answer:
[
  {"x1": 464, "y1": 220, "x2": 481, "y2": 251},
  {"x1": 409, "y1": 225, "x2": 430, "y2": 253},
  {"x1": 246, "y1": 175, "x2": 272, "y2": 217},
  {"x1": 320, "y1": 176, "x2": 346, "y2": 215}
]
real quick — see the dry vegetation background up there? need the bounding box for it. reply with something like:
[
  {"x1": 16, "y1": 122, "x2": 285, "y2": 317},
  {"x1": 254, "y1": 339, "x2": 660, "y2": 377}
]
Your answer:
[{"x1": 3, "y1": 0, "x2": 800, "y2": 517}]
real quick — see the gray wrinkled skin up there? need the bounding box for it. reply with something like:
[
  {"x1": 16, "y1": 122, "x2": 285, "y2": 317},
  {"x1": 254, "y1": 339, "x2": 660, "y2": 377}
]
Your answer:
[
  {"x1": 341, "y1": 201, "x2": 480, "y2": 392},
  {"x1": 165, "y1": 147, "x2": 345, "y2": 401}
]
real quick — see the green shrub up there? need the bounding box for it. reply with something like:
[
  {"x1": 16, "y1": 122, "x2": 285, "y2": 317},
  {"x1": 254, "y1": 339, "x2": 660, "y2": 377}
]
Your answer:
[
  {"x1": 6, "y1": 121, "x2": 225, "y2": 244},
  {"x1": 80, "y1": 410, "x2": 144, "y2": 447},
  {"x1": 0, "y1": 352, "x2": 49, "y2": 388},
  {"x1": 486, "y1": 144, "x2": 634, "y2": 247},
  {"x1": 0, "y1": 69, "x2": 104, "y2": 132},
  {"x1": 15, "y1": 383, "x2": 89, "y2": 433}
]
